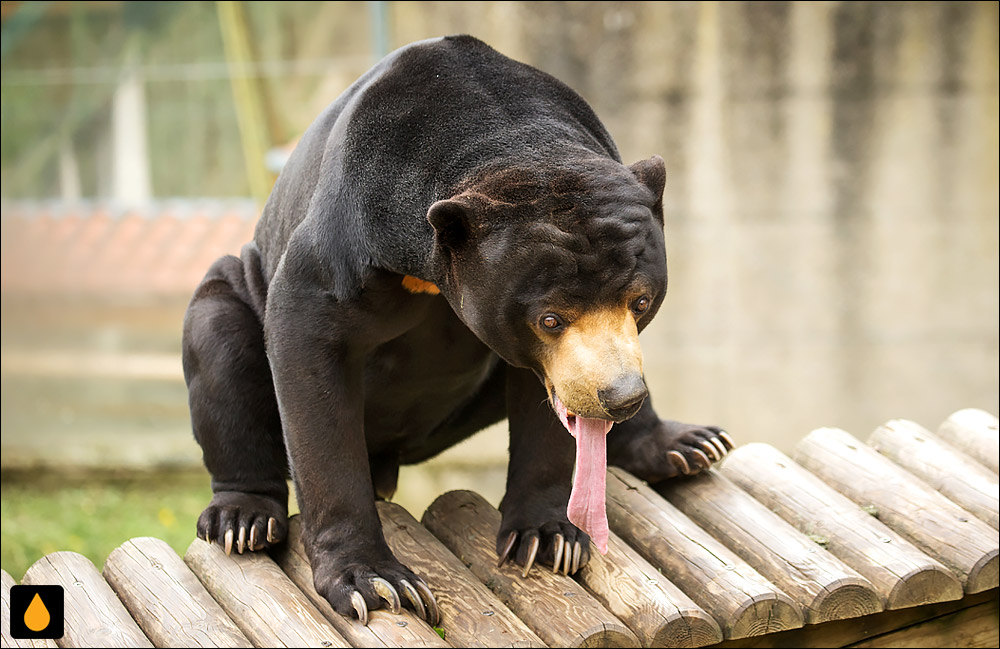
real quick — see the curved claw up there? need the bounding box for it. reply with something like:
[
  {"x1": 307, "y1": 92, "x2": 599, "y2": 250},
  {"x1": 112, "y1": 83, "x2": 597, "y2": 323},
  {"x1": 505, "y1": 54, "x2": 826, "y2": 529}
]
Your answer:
[
  {"x1": 562, "y1": 542, "x2": 572, "y2": 575},
  {"x1": 692, "y1": 448, "x2": 712, "y2": 470},
  {"x1": 552, "y1": 533, "x2": 565, "y2": 574},
  {"x1": 522, "y1": 536, "x2": 540, "y2": 578},
  {"x1": 224, "y1": 528, "x2": 234, "y2": 556},
  {"x1": 400, "y1": 579, "x2": 426, "y2": 621},
  {"x1": 249, "y1": 525, "x2": 258, "y2": 552},
  {"x1": 571, "y1": 541, "x2": 582, "y2": 574},
  {"x1": 718, "y1": 430, "x2": 735, "y2": 450},
  {"x1": 372, "y1": 577, "x2": 401, "y2": 614},
  {"x1": 698, "y1": 439, "x2": 721, "y2": 461},
  {"x1": 710, "y1": 437, "x2": 728, "y2": 458},
  {"x1": 414, "y1": 578, "x2": 440, "y2": 627},
  {"x1": 497, "y1": 530, "x2": 518, "y2": 569},
  {"x1": 668, "y1": 450, "x2": 692, "y2": 475},
  {"x1": 237, "y1": 525, "x2": 247, "y2": 554},
  {"x1": 267, "y1": 517, "x2": 276, "y2": 544},
  {"x1": 351, "y1": 590, "x2": 369, "y2": 626}
]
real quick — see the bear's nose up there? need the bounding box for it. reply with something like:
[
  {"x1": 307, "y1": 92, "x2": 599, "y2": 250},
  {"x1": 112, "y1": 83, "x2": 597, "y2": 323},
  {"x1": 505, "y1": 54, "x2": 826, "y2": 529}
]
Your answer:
[{"x1": 598, "y1": 374, "x2": 648, "y2": 422}]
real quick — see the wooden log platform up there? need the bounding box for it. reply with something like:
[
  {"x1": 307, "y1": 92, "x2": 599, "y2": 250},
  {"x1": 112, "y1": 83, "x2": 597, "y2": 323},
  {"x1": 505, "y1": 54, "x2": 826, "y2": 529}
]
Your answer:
[{"x1": 2, "y1": 409, "x2": 997, "y2": 648}]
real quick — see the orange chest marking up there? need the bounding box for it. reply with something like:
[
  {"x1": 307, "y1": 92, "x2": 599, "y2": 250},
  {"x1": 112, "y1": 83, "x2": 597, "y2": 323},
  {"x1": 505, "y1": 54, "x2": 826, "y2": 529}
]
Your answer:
[{"x1": 402, "y1": 275, "x2": 441, "y2": 295}]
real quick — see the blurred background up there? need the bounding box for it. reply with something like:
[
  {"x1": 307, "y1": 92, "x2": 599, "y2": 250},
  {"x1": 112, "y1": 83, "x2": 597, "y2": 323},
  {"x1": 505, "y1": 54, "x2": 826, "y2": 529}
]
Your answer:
[{"x1": 2, "y1": 1, "x2": 997, "y2": 579}]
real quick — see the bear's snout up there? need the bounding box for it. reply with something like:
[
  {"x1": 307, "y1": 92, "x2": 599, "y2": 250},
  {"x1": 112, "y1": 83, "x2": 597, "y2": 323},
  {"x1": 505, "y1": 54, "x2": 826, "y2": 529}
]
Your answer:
[
  {"x1": 597, "y1": 373, "x2": 648, "y2": 422},
  {"x1": 540, "y1": 305, "x2": 645, "y2": 422}
]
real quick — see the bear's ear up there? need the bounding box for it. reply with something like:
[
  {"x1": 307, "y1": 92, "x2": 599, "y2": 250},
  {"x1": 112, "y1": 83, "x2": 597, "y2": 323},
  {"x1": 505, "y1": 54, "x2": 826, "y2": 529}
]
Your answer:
[
  {"x1": 629, "y1": 155, "x2": 666, "y2": 219},
  {"x1": 427, "y1": 198, "x2": 473, "y2": 250}
]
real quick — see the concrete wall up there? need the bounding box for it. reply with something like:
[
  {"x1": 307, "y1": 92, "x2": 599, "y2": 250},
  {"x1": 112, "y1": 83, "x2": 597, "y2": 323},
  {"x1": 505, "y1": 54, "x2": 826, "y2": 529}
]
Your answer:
[
  {"x1": 389, "y1": 1, "x2": 999, "y2": 451},
  {"x1": 1, "y1": 2, "x2": 995, "y2": 481}
]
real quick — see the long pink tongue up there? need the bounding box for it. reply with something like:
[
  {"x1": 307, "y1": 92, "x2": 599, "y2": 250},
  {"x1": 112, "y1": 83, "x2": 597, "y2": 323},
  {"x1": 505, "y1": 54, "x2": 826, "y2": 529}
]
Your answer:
[{"x1": 555, "y1": 397, "x2": 613, "y2": 555}]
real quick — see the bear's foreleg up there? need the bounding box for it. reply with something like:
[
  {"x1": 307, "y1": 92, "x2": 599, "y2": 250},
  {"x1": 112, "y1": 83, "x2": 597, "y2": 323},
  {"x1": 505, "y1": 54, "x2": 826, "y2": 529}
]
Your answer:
[
  {"x1": 182, "y1": 250, "x2": 290, "y2": 555},
  {"x1": 607, "y1": 397, "x2": 734, "y2": 481},
  {"x1": 498, "y1": 366, "x2": 592, "y2": 575}
]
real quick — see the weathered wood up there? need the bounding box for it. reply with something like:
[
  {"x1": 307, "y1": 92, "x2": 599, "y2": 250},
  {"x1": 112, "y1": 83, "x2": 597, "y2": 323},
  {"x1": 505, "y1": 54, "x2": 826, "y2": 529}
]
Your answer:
[
  {"x1": 577, "y1": 526, "x2": 723, "y2": 647},
  {"x1": 869, "y1": 419, "x2": 999, "y2": 529},
  {"x1": 720, "y1": 443, "x2": 963, "y2": 610},
  {"x1": 21, "y1": 551, "x2": 152, "y2": 648},
  {"x1": 376, "y1": 501, "x2": 545, "y2": 648},
  {"x1": 422, "y1": 489, "x2": 639, "y2": 648},
  {"x1": 793, "y1": 428, "x2": 999, "y2": 594},
  {"x1": 2, "y1": 569, "x2": 59, "y2": 649},
  {"x1": 707, "y1": 588, "x2": 998, "y2": 649},
  {"x1": 936, "y1": 409, "x2": 999, "y2": 474},
  {"x1": 273, "y1": 516, "x2": 449, "y2": 649},
  {"x1": 606, "y1": 468, "x2": 803, "y2": 639},
  {"x1": 850, "y1": 597, "x2": 999, "y2": 648},
  {"x1": 658, "y1": 469, "x2": 883, "y2": 624},
  {"x1": 103, "y1": 537, "x2": 251, "y2": 648},
  {"x1": 183, "y1": 538, "x2": 350, "y2": 648}
]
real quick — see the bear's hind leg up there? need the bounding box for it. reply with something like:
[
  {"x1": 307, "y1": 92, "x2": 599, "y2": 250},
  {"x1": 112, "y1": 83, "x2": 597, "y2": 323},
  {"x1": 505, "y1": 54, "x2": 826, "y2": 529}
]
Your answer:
[{"x1": 182, "y1": 249, "x2": 288, "y2": 553}]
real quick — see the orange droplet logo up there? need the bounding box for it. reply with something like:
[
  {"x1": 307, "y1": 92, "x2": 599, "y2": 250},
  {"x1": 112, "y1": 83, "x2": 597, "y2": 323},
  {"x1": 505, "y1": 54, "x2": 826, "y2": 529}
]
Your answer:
[{"x1": 24, "y1": 592, "x2": 50, "y2": 632}]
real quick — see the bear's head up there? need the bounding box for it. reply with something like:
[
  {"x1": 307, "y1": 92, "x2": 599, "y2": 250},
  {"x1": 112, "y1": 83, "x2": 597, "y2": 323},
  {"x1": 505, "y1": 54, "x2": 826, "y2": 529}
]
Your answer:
[{"x1": 427, "y1": 154, "x2": 667, "y2": 425}]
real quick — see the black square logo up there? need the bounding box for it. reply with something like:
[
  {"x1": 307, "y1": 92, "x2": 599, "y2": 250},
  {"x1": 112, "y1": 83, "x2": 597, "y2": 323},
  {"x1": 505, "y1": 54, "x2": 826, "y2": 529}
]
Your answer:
[{"x1": 9, "y1": 585, "x2": 64, "y2": 640}]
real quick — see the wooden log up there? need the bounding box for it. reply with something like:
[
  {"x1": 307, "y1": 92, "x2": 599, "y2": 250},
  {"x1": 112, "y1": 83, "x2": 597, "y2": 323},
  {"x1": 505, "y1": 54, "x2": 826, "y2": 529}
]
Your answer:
[
  {"x1": 794, "y1": 427, "x2": 999, "y2": 594},
  {"x1": 708, "y1": 588, "x2": 998, "y2": 649},
  {"x1": 606, "y1": 468, "x2": 803, "y2": 639},
  {"x1": 183, "y1": 538, "x2": 350, "y2": 648},
  {"x1": 273, "y1": 516, "x2": 449, "y2": 648},
  {"x1": 576, "y1": 527, "x2": 723, "y2": 647},
  {"x1": 376, "y1": 501, "x2": 545, "y2": 648},
  {"x1": 2, "y1": 569, "x2": 58, "y2": 649},
  {"x1": 103, "y1": 537, "x2": 251, "y2": 648},
  {"x1": 21, "y1": 551, "x2": 152, "y2": 648},
  {"x1": 719, "y1": 443, "x2": 963, "y2": 609},
  {"x1": 657, "y1": 469, "x2": 883, "y2": 624},
  {"x1": 422, "y1": 489, "x2": 639, "y2": 648},
  {"x1": 869, "y1": 419, "x2": 999, "y2": 530},
  {"x1": 936, "y1": 409, "x2": 999, "y2": 474},
  {"x1": 849, "y1": 596, "x2": 999, "y2": 648}
]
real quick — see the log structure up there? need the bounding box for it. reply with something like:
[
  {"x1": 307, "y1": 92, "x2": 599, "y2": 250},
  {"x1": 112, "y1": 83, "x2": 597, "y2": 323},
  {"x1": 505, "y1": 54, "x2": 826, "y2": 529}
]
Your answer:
[{"x1": 2, "y1": 409, "x2": 997, "y2": 648}]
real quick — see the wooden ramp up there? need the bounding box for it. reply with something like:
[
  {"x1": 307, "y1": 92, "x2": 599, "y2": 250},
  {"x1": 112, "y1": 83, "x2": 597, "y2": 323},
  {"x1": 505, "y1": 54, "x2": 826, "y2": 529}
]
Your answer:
[{"x1": 2, "y1": 409, "x2": 997, "y2": 648}]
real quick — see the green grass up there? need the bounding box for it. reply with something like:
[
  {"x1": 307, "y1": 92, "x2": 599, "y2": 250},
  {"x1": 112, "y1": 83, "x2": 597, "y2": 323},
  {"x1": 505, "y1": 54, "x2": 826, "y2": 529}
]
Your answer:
[{"x1": 1, "y1": 470, "x2": 214, "y2": 581}]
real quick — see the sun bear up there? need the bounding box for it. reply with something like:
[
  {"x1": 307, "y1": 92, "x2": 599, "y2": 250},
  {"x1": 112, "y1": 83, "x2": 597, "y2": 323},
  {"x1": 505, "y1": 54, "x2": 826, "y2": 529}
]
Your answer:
[{"x1": 182, "y1": 34, "x2": 731, "y2": 624}]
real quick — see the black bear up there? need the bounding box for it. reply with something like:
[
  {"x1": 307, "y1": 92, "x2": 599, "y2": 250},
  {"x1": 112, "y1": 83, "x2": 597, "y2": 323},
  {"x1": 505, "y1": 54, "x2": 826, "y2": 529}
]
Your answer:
[{"x1": 182, "y1": 35, "x2": 731, "y2": 625}]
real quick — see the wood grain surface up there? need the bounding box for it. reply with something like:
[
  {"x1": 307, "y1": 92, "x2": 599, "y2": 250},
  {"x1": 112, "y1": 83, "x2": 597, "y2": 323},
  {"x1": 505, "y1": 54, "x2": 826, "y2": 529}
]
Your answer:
[
  {"x1": 422, "y1": 489, "x2": 638, "y2": 648},
  {"x1": 103, "y1": 537, "x2": 251, "y2": 648},
  {"x1": 869, "y1": 419, "x2": 999, "y2": 530},
  {"x1": 658, "y1": 469, "x2": 883, "y2": 624},
  {"x1": 377, "y1": 501, "x2": 545, "y2": 648},
  {"x1": 576, "y1": 526, "x2": 723, "y2": 647},
  {"x1": 273, "y1": 516, "x2": 449, "y2": 649},
  {"x1": 936, "y1": 409, "x2": 999, "y2": 474},
  {"x1": 720, "y1": 443, "x2": 963, "y2": 610},
  {"x1": 605, "y1": 468, "x2": 802, "y2": 639},
  {"x1": 22, "y1": 551, "x2": 152, "y2": 648},
  {"x1": 794, "y1": 427, "x2": 999, "y2": 594},
  {"x1": 183, "y1": 538, "x2": 350, "y2": 648}
]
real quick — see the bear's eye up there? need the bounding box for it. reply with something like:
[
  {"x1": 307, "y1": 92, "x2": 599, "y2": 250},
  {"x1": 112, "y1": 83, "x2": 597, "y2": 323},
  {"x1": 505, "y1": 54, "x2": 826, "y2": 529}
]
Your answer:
[
  {"x1": 540, "y1": 314, "x2": 564, "y2": 331},
  {"x1": 632, "y1": 296, "x2": 650, "y2": 316}
]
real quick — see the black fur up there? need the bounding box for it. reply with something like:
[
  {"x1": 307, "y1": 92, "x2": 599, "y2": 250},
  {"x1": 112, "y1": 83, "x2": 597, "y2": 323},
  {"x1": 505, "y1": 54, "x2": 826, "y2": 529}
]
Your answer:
[{"x1": 183, "y1": 35, "x2": 727, "y2": 619}]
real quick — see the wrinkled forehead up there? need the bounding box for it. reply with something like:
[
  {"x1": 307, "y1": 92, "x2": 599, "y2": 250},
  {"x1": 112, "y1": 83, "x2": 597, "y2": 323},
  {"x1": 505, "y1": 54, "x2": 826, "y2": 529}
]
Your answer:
[{"x1": 504, "y1": 204, "x2": 666, "y2": 306}]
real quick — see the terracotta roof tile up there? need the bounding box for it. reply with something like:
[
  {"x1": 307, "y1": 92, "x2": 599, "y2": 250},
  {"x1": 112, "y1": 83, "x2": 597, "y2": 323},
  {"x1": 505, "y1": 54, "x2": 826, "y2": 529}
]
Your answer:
[{"x1": 1, "y1": 200, "x2": 259, "y2": 296}]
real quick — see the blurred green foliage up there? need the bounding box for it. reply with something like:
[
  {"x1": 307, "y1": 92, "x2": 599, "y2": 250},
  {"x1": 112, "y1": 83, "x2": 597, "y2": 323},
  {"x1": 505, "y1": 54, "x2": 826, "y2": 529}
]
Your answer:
[
  {"x1": 1, "y1": 470, "x2": 212, "y2": 580},
  {"x1": 1, "y1": 1, "x2": 375, "y2": 199}
]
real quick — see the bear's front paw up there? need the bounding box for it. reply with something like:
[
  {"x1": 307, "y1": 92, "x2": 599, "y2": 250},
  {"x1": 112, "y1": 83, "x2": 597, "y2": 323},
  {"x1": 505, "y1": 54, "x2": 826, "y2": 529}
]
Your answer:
[
  {"x1": 197, "y1": 491, "x2": 288, "y2": 555},
  {"x1": 610, "y1": 420, "x2": 734, "y2": 482},
  {"x1": 309, "y1": 544, "x2": 439, "y2": 626},
  {"x1": 496, "y1": 508, "x2": 590, "y2": 577}
]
